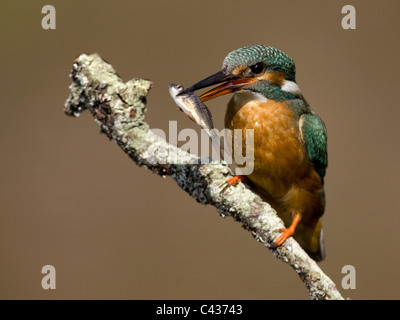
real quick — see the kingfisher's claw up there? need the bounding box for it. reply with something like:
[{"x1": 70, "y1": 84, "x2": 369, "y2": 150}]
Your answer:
[{"x1": 219, "y1": 175, "x2": 247, "y2": 193}]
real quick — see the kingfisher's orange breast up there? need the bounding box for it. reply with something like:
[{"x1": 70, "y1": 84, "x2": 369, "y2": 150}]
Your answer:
[{"x1": 225, "y1": 92, "x2": 323, "y2": 215}]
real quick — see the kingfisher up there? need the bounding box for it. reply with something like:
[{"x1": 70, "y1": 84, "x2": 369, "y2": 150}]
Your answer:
[{"x1": 179, "y1": 45, "x2": 328, "y2": 261}]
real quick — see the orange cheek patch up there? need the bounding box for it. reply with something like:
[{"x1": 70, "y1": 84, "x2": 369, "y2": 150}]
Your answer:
[
  {"x1": 232, "y1": 65, "x2": 247, "y2": 75},
  {"x1": 257, "y1": 72, "x2": 285, "y2": 86}
]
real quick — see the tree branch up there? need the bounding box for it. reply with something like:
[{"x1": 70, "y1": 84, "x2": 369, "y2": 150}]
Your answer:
[{"x1": 64, "y1": 53, "x2": 344, "y2": 300}]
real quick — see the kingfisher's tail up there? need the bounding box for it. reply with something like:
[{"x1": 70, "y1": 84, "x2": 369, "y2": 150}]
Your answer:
[{"x1": 294, "y1": 218, "x2": 325, "y2": 262}]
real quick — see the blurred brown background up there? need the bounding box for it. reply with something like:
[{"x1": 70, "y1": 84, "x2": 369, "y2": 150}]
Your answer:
[{"x1": 0, "y1": 0, "x2": 399, "y2": 300}]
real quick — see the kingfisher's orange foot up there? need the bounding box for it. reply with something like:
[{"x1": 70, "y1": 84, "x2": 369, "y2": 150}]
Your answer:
[
  {"x1": 219, "y1": 175, "x2": 248, "y2": 193},
  {"x1": 271, "y1": 213, "x2": 302, "y2": 248},
  {"x1": 274, "y1": 227, "x2": 295, "y2": 247}
]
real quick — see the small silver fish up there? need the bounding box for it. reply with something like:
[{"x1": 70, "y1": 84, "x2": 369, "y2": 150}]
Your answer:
[
  {"x1": 169, "y1": 83, "x2": 214, "y2": 132},
  {"x1": 169, "y1": 83, "x2": 224, "y2": 154}
]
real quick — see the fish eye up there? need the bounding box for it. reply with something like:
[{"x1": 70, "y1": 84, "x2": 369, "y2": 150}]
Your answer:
[{"x1": 250, "y1": 63, "x2": 264, "y2": 75}]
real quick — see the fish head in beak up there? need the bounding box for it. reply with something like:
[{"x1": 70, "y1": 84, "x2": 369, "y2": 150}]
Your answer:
[{"x1": 178, "y1": 68, "x2": 257, "y2": 102}]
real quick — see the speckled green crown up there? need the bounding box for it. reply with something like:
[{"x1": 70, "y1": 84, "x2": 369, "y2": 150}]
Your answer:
[{"x1": 223, "y1": 45, "x2": 296, "y2": 81}]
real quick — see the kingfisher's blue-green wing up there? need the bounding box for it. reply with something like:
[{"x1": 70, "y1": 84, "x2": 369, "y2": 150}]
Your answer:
[{"x1": 299, "y1": 113, "x2": 328, "y2": 181}]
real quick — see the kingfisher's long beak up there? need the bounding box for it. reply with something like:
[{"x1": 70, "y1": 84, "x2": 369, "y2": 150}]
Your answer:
[{"x1": 178, "y1": 69, "x2": 257, "y2": 102}]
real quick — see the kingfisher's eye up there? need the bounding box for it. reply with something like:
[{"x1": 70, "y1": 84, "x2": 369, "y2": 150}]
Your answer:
[{"x1": 250, "y1": 63, "x2": 264, "y2": 75}]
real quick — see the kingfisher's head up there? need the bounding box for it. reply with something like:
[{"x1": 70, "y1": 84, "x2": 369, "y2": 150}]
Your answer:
[{"x1": 179, "y1": 45, "x2": 301, "y2": 101}]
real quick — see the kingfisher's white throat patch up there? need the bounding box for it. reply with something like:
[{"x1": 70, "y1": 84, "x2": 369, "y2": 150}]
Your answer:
[
  {"x1": 235, "y1": 90, "x2": 268, "y2": 103},
  {"x1": 281, "y1": 80, "x2": 302, "y2": 97}
]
